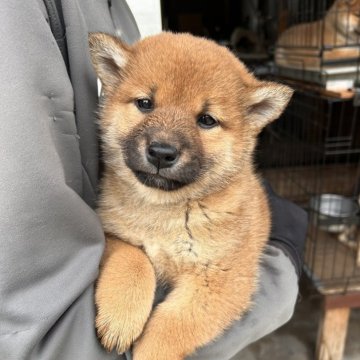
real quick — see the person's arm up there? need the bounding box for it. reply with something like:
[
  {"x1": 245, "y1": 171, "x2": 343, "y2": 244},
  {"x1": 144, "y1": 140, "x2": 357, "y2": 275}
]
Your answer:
[
  {"x1": 0, "y1": 2, "x2": 123, "y2": 359},
  {"x1": 187, "y1": 183, "x2": 308, "y2": 360}
]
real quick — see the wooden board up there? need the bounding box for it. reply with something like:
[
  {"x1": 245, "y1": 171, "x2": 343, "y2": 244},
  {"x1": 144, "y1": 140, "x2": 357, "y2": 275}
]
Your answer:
[
  {"x1": 275, "y1": 77, "x2": 355, "y2": 99},
  {"x1": 316, "y1": 306, "x2": 350, "y2": 360},
  {"x1": 324, "y1": 291, "x2": 360, "y2": 309},
  {"x1": 275, "y1": 46, "x2": 360, "y2": 69}
]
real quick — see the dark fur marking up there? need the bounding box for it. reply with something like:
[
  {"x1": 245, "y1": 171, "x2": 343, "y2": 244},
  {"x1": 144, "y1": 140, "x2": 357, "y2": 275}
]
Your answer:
[
  {"x1": 189, "y1": 249, "x2": 199, "y2": 257},
  {"x1": 185, "y1": 203, "x2": 194, "y2": 240},
  {"x1": 198, "y1": 202, "x2": 237, "y2": 218},
  {"x1": 220, "y1": 268, "x2": 231, "y2": 272},
  {"x1": 197, "y1": 203, "x2": 215, "y2": 240},
  {"x1": 197, "y1": 201, "x2": 212, "y2": 222},
  {"x1": 183, "y1": 203, "x2": 200, "y2": 258},
  {"x1": 134, "y1": 171, "x2": 186, "y2": 191},
  {"x1": 200, "y1": 100, "x2": 211, "y2": 116},
  {"x1": 150, "y1": 85, "x2": 157, "y2": 97}
]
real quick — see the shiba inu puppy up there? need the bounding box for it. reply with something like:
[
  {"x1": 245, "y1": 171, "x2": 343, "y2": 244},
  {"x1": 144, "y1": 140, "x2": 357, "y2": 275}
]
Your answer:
[{"x1": 89, "y1": 32, "x2": 293, "y2": 360}]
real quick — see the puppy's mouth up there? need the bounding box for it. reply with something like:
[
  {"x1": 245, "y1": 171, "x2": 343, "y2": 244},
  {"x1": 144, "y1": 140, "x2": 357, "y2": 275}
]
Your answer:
[{"x1": 133, "y1": 170, "x2": 186, "y2": 191}]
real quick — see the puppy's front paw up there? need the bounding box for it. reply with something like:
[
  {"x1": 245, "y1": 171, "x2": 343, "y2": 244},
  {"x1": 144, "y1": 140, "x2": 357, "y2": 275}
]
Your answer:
[
  {"x1": 95, "y1": 238, "x2": 156, "y2": 354},
  {"x1": 96, "y1": 302, "x2": 148, "y2": 354}
]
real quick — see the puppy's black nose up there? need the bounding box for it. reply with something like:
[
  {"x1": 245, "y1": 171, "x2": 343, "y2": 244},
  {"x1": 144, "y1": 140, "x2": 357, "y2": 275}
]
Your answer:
[{"x1": 146, "y1": 142, "x2": 179, "y2": 169}]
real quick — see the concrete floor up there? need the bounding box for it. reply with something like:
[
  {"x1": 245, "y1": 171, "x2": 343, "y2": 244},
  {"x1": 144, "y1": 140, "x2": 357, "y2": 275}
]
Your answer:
[{"x1": 231, "y1": 285, "x2": 360, "y2": 360}]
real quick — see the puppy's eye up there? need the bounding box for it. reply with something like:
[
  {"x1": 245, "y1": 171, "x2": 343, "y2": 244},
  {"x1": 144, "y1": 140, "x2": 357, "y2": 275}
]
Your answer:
[
  {"x1": 197, "y1": 114, "x2": 219, "y2": 129},
  {"x1": 135, "y1": 98, "x2": 154, "y2": 112}
]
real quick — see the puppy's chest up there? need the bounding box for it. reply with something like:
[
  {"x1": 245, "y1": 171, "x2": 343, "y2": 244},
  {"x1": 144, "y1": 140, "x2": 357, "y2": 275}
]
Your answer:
[
  {"x1": 122, "y1": 209, "x2": 222, "y2": 267},
  {"x1": 140, "y1": 217, "x2": 240, "y2": 281},
  {"x1": 144, "y1": 232, "x2": 202, "y2": 264},
  {"x1": 109, "y1": 203, "x2": 239, "y2": 276},
  {"x1": 140, "y1": 219, "x2": 207, "y2": 263}
]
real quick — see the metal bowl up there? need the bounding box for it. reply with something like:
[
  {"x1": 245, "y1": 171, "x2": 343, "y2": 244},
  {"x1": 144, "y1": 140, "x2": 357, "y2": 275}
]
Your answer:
[{"x1": 309, "y1": 194, "x2": 359, "y2": 233}]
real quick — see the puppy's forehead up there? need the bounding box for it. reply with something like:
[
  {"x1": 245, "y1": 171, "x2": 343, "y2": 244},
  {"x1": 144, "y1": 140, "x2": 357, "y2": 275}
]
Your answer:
[{"x1": 126, "y1": 33, "x2": 253, "y2": 99}]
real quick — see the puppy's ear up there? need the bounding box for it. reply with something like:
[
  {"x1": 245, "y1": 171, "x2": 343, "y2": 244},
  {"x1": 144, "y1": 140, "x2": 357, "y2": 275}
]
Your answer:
[
  {"x1": 88, "y1": 32, "x2": 131, "y2": 92},
  {"x1": 245, "y1": 82, "x2": 293, "y2": 130}
]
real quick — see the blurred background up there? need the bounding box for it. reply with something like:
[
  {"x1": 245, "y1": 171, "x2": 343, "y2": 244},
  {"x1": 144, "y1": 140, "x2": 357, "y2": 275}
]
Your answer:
[{"x1": 127, "y1": 1, "x2": 360, "y2": 359}]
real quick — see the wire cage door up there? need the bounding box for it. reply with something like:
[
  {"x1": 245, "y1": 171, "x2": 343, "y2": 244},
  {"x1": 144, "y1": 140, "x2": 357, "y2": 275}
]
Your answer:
[
  {"x1": 253, "y1": 0, "x2": 360, "y2": 295},
  {"x1": 259, "y1": 89, "x2": 360, "y2": 294}
]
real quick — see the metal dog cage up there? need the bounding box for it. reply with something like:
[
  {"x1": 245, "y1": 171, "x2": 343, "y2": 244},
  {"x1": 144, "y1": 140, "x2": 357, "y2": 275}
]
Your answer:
[
  {"x1": 258, "y1": 88, "x2": 360, "y2": 295},
  {"x1": 253, "y1": 0, "x2": 360, "y2": 296},
  {"x1": 273, "y1": 0, "x2": 360, "y2": 91}
]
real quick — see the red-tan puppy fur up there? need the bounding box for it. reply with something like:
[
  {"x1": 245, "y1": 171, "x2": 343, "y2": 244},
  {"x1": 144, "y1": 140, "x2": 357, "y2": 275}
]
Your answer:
[{"x1": 89, "y1": 32, "x2": 293, "y2": 360}]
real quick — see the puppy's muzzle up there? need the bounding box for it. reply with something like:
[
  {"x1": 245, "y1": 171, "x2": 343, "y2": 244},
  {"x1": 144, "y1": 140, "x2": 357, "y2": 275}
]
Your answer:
[{"x1": 146, "y1": 142, "x2": 179, "y2": 169}]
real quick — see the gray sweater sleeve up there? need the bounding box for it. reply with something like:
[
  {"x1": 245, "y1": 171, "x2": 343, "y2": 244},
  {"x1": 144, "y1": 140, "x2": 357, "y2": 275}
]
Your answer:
[
  {"x1": 0, "y1": 1, "x2": 122, "y2": 360},
  {"x1": 0, "y1": 1, "x2": 299, "y2": 360}
]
